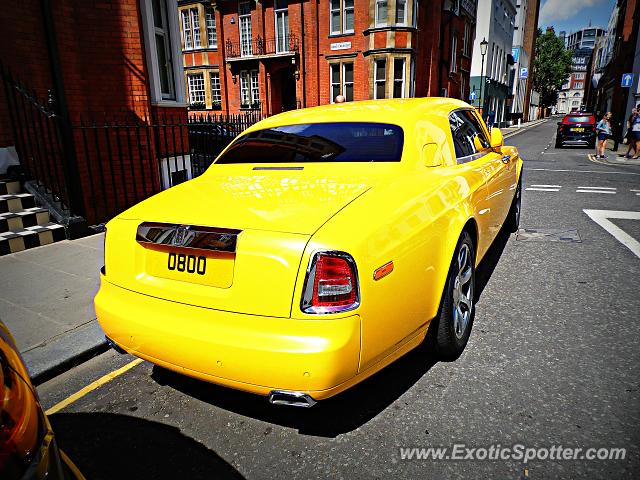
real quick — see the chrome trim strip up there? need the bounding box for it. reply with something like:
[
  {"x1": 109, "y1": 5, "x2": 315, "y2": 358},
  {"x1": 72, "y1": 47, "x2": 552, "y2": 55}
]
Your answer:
[
  {"x1": 300, "y1": 249, "x2": 360, "y2": 315},
  {"x1": 136, "y1": 222, "x2": 241, "y2": 253}
]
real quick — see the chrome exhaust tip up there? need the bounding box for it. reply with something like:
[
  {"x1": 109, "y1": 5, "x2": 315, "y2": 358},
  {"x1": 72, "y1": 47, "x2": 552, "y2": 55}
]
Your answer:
[{"x1": 268, "y1": 390, "x2": 317, "y2": 408}]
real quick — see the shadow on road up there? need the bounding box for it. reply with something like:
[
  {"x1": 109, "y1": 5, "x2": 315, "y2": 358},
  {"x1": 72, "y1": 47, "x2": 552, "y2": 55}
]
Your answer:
[
  {"x1": 49, "y1": 412, "x2": 245, "y2": 479},
  {"x1": 475, "y1": 229, "x2": 511, "y2": 301},
  {"x1": 151, "y1": 345, "x2": 438, "y2": 438}
]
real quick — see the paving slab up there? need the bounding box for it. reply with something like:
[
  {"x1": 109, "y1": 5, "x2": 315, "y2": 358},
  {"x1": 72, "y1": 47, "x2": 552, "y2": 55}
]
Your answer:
[{"x1": 0, "y1": 233, "x2": 107, "y2": 382}]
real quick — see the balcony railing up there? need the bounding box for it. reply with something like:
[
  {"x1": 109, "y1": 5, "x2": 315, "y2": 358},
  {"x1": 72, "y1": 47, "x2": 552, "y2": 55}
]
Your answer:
[{"x1": 226, "y1": 33, "x2": 299, "y2": 59}]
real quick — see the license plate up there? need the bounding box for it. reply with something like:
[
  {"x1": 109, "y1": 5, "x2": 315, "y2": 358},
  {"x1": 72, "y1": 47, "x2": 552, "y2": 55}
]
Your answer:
[
  {"x1": 571, "y1": 127, "x2": 585, "y2": 132},
  {"x1": 167, "y1": 252, "x2": 206, "y2": 275},
  {"x1": 143, "y1": 247, "x2": 235, "y2": 288}
]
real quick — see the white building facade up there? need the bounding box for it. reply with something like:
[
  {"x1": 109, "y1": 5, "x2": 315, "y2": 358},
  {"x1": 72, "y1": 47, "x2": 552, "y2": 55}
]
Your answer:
[{"x1": 470, "y1": 0, "x2": 517, "y2": 124}]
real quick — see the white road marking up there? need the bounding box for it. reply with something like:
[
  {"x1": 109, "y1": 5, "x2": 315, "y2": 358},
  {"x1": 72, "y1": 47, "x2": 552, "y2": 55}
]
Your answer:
[
  {"x1": 576, "y1": 189, "x2": 616, "y2": 194},
  {"x1": 526, "y1": 168, "x2": 640, "y2": 176},
  {"x1": 526, "y1": 187, "x2": 560, "y2": 192},
  {"x1": 631, "y1": 189, "x2": 640, "y2": 192},
  {"x1": 577, "y1": 186, "x2": 616, "y2": 190},
  {"x1": 531, "y1": 184, "x2": 562, "y2": 188},
  {"x1": 583, "y1": 210, "x2": 640, "y2": 259}
]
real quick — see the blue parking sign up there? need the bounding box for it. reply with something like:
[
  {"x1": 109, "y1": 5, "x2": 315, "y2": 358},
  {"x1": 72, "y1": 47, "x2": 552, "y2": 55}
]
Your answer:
[
  {"x1": 520, "y1": 67, "x2": 529, "y2": 79},
  {"x1": 621, "y1": 73, "x2": 633, "y2": 88}
]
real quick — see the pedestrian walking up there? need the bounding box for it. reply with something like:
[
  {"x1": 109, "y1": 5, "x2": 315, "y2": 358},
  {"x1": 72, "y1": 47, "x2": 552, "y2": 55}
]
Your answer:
[
  {"x1": 487, "y1": 110, "x2": 496, "y2": 130},
  {"x1": 623, "y1": 108, "x2": 637, "y2": 157},
  {"x1": 595, "y1": 112, "x2": 612, "y2": 159},
  {"x1": 625, "y1": 104, "x2": 640, "y2": 159}
]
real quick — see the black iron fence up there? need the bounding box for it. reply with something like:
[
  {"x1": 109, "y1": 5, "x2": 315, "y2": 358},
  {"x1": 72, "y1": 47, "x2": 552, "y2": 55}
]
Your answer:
[
  {"x1": 1, "y1": 66, "x2": 265, "y2": 225},
  {"x1": 225, "y1": 33, "x2": 299, "y2": 58}
]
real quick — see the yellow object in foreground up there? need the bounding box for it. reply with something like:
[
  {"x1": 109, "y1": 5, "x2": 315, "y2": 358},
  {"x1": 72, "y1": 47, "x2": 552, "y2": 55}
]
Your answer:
[{"x1": 95, "y1": 98, "x2": 522, "y2": 406}]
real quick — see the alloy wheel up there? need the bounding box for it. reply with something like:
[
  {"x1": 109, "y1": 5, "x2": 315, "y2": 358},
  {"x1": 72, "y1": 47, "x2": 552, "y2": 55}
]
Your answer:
[{"x1": 452, "y1": 244, "x2": 474, "y2": 339}]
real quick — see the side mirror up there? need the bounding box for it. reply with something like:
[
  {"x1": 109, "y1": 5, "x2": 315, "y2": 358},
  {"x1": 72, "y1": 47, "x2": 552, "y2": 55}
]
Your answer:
[{"x1": 489, "y1": 127, "x2": 504, "y2": 148}]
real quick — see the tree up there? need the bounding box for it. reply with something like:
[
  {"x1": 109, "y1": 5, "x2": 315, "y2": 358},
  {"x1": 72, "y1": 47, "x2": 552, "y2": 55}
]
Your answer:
[{"x1": 533, "y1": 28, "x2": 573, "y2": 108}]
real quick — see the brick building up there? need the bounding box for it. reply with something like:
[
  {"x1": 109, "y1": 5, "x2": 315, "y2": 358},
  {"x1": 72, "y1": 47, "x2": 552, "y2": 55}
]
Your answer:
[
  {"x1": 0, "y1": 0, "x2": 190, "y2": 233},
  {"x1": 178, "y1": 0, "x2": 478, "y2": 115}
]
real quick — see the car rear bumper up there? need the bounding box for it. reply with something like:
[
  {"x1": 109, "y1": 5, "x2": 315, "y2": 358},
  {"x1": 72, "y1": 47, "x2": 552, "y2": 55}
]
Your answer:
[
  {"x1": 557, "y1": 131, "x2": 595, "y2": 144},
  {"x1": 95, "y1": 275, "x2": 361, "y2": 400}
]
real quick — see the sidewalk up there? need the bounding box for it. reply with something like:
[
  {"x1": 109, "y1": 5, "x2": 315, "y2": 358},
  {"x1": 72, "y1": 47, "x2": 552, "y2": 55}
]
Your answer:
[
  {"x1": 0, "y1": 233, "x2": 106, "y2": 383},
  {"x1": 501, "y1": 118, "x2": 548, "y2": 138}
]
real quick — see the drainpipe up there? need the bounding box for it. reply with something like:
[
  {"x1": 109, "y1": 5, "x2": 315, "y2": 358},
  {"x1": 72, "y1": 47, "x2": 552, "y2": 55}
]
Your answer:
[
  {"x1": 300, "y1": 0, "x2": 306, "y2": 107},
  {"x1": 40, "y1": 0, "x2": 86, "y2": 220}
]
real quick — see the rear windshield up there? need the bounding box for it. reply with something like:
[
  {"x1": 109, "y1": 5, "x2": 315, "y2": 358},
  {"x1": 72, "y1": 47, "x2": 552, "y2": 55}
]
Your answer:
[
  {"x1": 215, "y1": 122, "x2": 404, "y2": 164},
  {"x1": 566, "y1": 116, "x2": 593, "y2": 123}
]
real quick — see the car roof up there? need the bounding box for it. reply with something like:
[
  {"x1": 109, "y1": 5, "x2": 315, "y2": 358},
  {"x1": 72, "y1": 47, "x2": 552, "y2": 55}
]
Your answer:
[{"x1": 244, "y1": 98, "x2": 471, "y2": 133}]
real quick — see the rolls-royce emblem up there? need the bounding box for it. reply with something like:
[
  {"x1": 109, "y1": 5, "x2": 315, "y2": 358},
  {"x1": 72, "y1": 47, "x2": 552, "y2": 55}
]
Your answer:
[{"x1": 172, "y1": 225, "x2": 190, "y2": 247}]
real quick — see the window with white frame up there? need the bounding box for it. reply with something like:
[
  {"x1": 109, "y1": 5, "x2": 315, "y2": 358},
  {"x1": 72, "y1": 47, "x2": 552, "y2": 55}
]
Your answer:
[
  {"x1": 140, "y1": 0, "x2": 184, "y2": 105},
  {"x1": 374, "y1": 58, "x2": 386, "y2": 99},
  {"x1": 181, "y1": 8, "x2": 201, "y2": 49},
  {"x1": 205, "y1": 8, "x2": 217, "y2": 48},
  {"x1": 330, "y1": 64, "x2": 341, "y2": 101},
  {"x1": 393, "y1": 58, "x2": 405, "y2": 98},
  {"x1": 344, "y1": 0, "x2": 354, "y2": 32},
  {"x1": 450, "y1": 33, "x2": 458, "y2": 74},
  {"x1": 396, "y1": 0, "x2": 407, "y2": 25},
  {"x1": 376, "y1": 0, "x2": 388, "y2": 26},
  {"x1": 275, "y1": 0, "x2": 290, "y2": 53},
  {"x1": 152, "y1": 0, "x2": 176, "y2": 99},
  {"x1": 574, "y1": 82, "x2": 583, "y2": 89},
  {"x1": 240, "y1": 70, "x2": 259, "y2": 107},
  {"x1": 239, "y1": 1, "x2": 253, "y2": 56},
  {"x1": 188, "y1": 73, "x2": 205, "y2": 104},
  {"x1": 330, "y1": 62, "x2": 354, "y2": 102},
  {"x1": 210, "y1": 72, "x2": 221, "y2": 106},
  {"x1": 343, "y1": 62, "x2": 354, "y2": 101},
  {"x1": 330, "y1": 0, "x2": 354, "y2": 35}
]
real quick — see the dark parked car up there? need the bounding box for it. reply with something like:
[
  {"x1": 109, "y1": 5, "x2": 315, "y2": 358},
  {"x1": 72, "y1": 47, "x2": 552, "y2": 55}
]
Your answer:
[{"x1": 556, "y1": 113, "x2": 596, "y2": 148}]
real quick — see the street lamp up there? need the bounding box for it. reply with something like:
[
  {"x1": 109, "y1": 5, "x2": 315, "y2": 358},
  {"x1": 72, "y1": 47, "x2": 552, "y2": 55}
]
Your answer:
[{"x1": 479, "y1": 38, "x2": 488, "y2": 116}]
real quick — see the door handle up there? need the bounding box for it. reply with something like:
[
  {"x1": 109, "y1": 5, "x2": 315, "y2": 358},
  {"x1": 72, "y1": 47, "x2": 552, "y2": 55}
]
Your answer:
[{"x1": 501, "y1": 155, "x2": 511, "y2": 164}]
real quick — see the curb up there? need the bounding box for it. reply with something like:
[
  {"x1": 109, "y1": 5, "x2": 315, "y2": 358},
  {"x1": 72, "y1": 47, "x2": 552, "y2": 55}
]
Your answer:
[
  {"x1": 503, "y1": 119, "x2": 549, "y2": 139},
  {"x1": 23, "y1": 320, "x2": 109, "y2": 385}
]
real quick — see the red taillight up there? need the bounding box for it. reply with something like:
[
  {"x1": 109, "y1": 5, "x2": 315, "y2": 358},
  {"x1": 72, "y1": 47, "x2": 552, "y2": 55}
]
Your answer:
[{"x1": 302, "y1": 252, "x2": 359, "y2": 313}]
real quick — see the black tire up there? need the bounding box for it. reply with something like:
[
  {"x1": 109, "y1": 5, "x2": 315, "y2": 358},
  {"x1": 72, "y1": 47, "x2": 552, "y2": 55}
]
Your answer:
[
  {"x1": 430, "y1": 231, "x2": 476, "y2": 361},
  {"x1": 588, "y1": 141, "x2": 596, "y2": 149},
  {"x1": 555, "y1": 139, "x2": 562, "y2": 148},
  {"x1": 505, "y1": 177, "x2": 522, "y2": 233}
]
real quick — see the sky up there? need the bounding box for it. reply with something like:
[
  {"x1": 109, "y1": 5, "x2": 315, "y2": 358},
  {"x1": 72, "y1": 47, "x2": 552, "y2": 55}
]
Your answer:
[{"x1": 537, "y1": 0, "x2": 617, "y2": 34}]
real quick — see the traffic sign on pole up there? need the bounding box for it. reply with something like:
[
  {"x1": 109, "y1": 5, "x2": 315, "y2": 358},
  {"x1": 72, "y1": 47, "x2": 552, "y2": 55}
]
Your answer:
[
  {"x1": 469, "y1": 90, "x2": 477, "y2": 102},
  {"x1": 520, "y1": 67, "x2": 529, "y2": 79},
  {"x1": 621, "y1": 73, "x2": 634, "y2": 88}
]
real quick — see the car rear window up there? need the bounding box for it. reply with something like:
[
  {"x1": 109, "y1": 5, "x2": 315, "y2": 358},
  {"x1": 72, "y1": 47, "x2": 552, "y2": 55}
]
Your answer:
[
  {"x1": 566, "y1": 116, "x2": 593, "y2": 123},
  {"x1": 215, "y1": 122, "x2": 404, "y2": 164}
]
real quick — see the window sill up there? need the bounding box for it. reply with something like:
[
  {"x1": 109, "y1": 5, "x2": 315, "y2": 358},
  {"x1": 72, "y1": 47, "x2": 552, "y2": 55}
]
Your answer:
[
  {"x1": 328, "y1": 32, "x2": 355, "y2": 38},
  {"x1": 152, "y1": 101, "x2": 189, "y2": 108}
]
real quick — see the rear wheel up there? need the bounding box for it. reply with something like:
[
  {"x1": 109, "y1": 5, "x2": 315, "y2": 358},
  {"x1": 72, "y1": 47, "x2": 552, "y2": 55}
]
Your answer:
[
  {"x1": 555, "y1": 138, "x2": 562, "y2": 148},
  {"x1": 431, "y1": 231, "x2": 476, "y2": 361}
]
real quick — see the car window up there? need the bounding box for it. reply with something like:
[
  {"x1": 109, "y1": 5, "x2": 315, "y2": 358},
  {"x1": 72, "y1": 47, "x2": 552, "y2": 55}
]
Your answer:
[
  {"x1": 215, "y1": 122, "x2": 404, "y2": 164},
  {"x1": 449, "y1": 110, "x2": 491, "y2": 162},
  {"x1": 566, "y1": 116, "x2": 592, "y2": 123}
]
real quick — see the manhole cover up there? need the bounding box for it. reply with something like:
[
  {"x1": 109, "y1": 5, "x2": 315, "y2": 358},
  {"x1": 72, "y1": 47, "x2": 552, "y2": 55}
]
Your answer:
[{"x1": 516, "y1": 228, "x2": 582, "y2": 243}]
